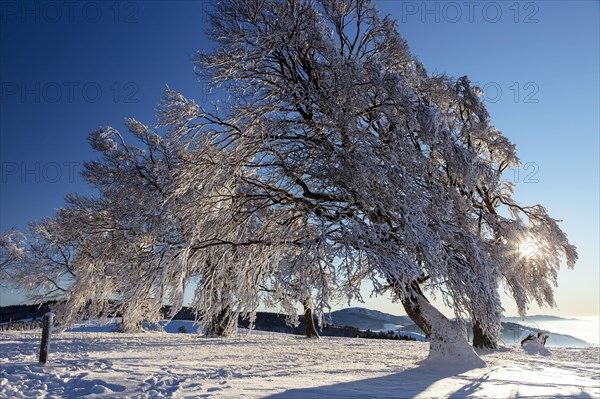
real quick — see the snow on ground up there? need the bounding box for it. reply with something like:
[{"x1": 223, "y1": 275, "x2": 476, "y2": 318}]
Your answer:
[{"x1": 1, "y1": 326, "x2": 598, "y2": 398}]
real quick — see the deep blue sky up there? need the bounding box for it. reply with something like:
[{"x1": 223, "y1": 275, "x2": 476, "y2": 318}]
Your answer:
[{"x1": 1, "y1": 1, "x2": 598, "y2": 316}]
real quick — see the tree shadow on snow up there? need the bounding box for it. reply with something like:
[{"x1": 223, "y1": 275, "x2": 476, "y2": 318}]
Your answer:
[
  {"x1": 263, "y1": 362, "x2": 483, "y2": 399},
  {"x1": 264, "y1": 362, "x2": 598, "y2": 399}
]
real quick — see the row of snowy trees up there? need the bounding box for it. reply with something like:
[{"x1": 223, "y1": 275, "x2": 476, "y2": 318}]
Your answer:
[{"x1": 1, "y1": 0, "x2": 576, "y2": 364}]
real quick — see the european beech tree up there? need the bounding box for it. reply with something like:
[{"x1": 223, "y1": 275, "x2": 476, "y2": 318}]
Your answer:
[{"x1": 165, "y1": 0, "x2": 577, "y2": 361}]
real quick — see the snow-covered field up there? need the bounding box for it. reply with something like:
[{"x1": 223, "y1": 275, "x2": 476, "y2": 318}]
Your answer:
[{"x1": 1, "y1": 326, "x2": 598, "y2": 398}]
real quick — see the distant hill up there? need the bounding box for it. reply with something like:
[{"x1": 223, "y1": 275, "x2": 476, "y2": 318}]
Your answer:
[{"x1": 326, "y1": 307, "x2": 412, "y2": 331}]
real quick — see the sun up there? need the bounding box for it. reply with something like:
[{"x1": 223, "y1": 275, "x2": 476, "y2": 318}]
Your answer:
[{"x1": 519, "y1": 235, "x2": 541, "y2": 260}]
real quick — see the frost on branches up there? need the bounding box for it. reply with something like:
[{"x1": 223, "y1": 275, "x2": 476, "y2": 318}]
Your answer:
[
  {"x1": 0, "y1": 0, "x2": 577, "y2": 364},
  {"x1": 170, "y1": 0, "x2": 576, "y2": 361}
]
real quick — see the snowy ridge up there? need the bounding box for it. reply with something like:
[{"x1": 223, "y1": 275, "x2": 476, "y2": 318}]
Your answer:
[{"x1": 327, "y1": 307, "x2": 412, "y2": 331}]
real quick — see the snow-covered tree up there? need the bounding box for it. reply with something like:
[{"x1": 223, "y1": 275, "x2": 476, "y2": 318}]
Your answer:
[
  {"x1": 181, "y1": 0, "x2": 482, "y2": 361},
  {"x1": 163, "y1": 0, "x2": 577, "y2": 361},
  {"x1": 57, "y1": 119, "x2": 193, "y2": 331},
  {"x1": 0, "y1": 230, "x2": 26, "y2": 288},
  {"x1": 0, "y1": 220, "x2": 78, "y2": 302},
  {"x1": 43, "y1": 111, "x2": 264, "y2": 336}
]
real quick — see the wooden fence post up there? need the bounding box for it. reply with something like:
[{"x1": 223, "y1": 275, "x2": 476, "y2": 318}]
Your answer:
[{"x1": 39, "y1": 312, "x2": 54, "y2": 364}]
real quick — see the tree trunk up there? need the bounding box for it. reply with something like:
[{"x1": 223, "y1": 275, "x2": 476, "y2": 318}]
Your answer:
[
  {"x1": 398, "y1": 280, "x2": 433, "y2": 337},
  {"x1": 302, "y1": 299, "x2": 319, "y2": 338},
  {"x1": 117, "y1": 317, "x2": 143, "y2": 333},
  {"x1": 205, "y1": 306, "x2": 237, "y2": 337},
  {"x1": 472, "y1": 319, "x2": 498, "y2": 349},
  {"x1": 393, "y1": 279, "x2": 485, "y2": 367}
]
